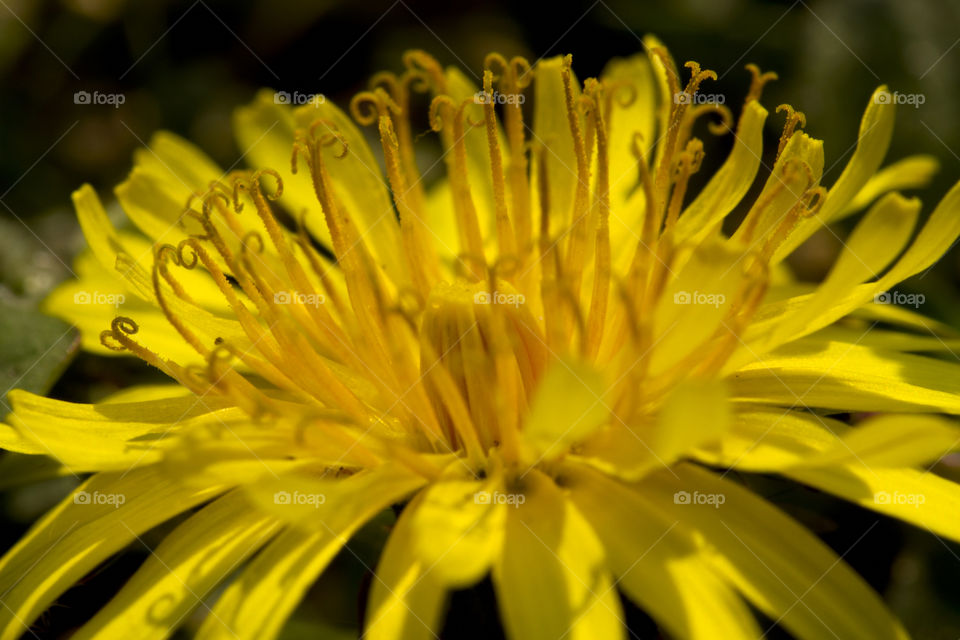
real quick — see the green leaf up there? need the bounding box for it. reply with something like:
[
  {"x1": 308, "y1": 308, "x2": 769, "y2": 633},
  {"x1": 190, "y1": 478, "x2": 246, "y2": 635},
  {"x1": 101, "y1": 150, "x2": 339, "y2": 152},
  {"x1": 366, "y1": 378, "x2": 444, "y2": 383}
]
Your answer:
[{"x1": 0, "y1": 302, "x2": 78, "y2": 413}]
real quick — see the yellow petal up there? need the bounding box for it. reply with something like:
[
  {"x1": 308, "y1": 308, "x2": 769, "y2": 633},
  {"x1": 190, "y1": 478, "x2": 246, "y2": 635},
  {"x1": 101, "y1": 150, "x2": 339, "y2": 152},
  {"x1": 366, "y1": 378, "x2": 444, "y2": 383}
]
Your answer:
[
  {"x1": 197, "y1": 464, "x2": 426, "y2": 640},
  {"x1": 808, "y1": 414, "x2": 960, "y2": 468},
  {"x1": 645, "y1": 464, "x2": 909, "y2": 640},
  {"x1": 693, "y1": 406, "x2": 844, "y2": 472},
  {"x1": 731, "y1": 339, "x2": 960, "y2": 414},
  {"x1": 670, "y1": 100, "x2": 767, "y2": 248},
  {"x1": 5, "y1": 388, "x2": 236, "y2": 471},
  {"x1": 651, "y1": 240, "x2": 746, "y2": 376},
  {"x1": 775, "y1": 86, "x2": 896, "y2": 262},
  {"x1": 762, "y1": 192, "x2": 920, "y2": 349},
  {"x1": 73, "y1": 490, "x2": 280, "y2": 640},
  {"x1": 654, "y1": 378, "x2": 731, "y2": 463},
  {"x1": 131, "y1": 130, "x2": 222, "y2": 191},
  {"x1": 602, "y1": 53, "x2": 657, "y2": 257},
  {"x1": 492, "y1": 469, "x2": 625, "y2": 640},
  {"x1": 880, "y1": 177, "x2": 960, "y2": 284},
  {"x1": 565, "y1": 463, "x2": 762, "y2": 639},
  {"x1": 0, "y1": 467, "x2": 226, "y2": 640},
  {"x1": 406, "y1": 463, "x2": 506, "y2": 589},
  {"x1": 364, "y1": 491, "x2": 448, "y2": 640},
  {"x1": 530, "y1": 56, "x2": 581, "y2": 236},
  {"x1": 789, "y1": 466, "x2": 960, "y2": 545},
  {"x1": 522, "y1": 358, "x2": 608, "y2": 460},
  {"x1": 693, "y1": 408, "x2": 960, "y2": 545},
  {"x1": 840, "y1": 154, "x2": 939, "y2": 217}
]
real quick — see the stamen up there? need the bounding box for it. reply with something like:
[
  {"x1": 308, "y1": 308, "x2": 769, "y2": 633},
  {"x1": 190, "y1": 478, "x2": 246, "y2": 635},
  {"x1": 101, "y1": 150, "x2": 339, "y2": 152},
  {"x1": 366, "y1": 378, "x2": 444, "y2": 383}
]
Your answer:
[
  {"x1": 559, "y1": 56, "x2": 592, "y2": 298},
  {"x1": 100, "y1": 317, "x2": 207, "y2": 395},
  {"x1": 745, "y1": 63, "x2": 778, "y2": 104},
  {"x1": 377, "y1": 111, "x2": 441, "y2": 296},
  {"x1": 583, "y1": 79, "x2": 612, "y2": 360},
  {"x1": 776, "y1": 104, "x2": 807, "y2": 158},
  {"x1": 485, "y1": 53, "x2": 534, "y2": 258},
  {"x1": 151, "y1": 244, "x2": 209, "y2": 357},
  {"x1": 429, "y1": 95, "x2": 486, "y2": 281},
  {"x1": 481, "y1": 69, "x2": 518, "y2": 263},
  {"x1": 664, "y1": 138, "x2": 704, "y2": 232}
]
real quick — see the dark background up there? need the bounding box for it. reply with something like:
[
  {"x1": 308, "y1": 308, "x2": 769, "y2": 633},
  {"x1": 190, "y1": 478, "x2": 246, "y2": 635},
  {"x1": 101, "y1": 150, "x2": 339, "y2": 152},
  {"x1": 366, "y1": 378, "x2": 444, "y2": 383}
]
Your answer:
[{"x1": 1, "y1": 0, "x2": 959, "y2": 637}]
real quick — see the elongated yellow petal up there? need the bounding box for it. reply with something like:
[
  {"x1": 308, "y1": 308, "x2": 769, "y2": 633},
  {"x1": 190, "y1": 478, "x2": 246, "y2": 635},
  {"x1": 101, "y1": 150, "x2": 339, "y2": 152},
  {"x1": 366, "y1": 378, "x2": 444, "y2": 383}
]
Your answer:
[
  {"x1": 530, "y1": 56, "x2": 581, "y2": 234},
  {"x1": 762, "y1": 192, "x2": 920, "y2": 349},
  {"x1": 602, "y1": 53, "x2": 656, "y2": 204},
  {"x1": 406, "y1": 464, "x2": 506, "y2": 589},
  {"x1": 671, "y1": 100, "x2": 767, "y2": 247},
  {"x1": 565, "y1": 463, "x2": 762, "y2": 640},
  {"x1": 694, "y1": 408, "x2": 960, "y2": 544},
  {"x1": 840, "y1": 154, "x2": 938, "y2": 216},
  {"x1": 808, "y1": 414, "x2": 960, "y2": 468},
  {"x1": 789, "y1": 466, "x2": 960, "y2": 544},
  {"x1": 645, "y1": 464, "x2": 909, "y2": 640},
  {"x1": 6, "y1": 388, "x2": 239, "y2": 471},
  {"x1": 775, "y1": 86, "x2": 896, "y2": 262},
  {"x1": 654, "y1": 378, "x2": 730, "y2": 463},
  {"x1": 364, "y1": 491, "x2": 448, "y2": 640},
  {"x1": 692, "y1": 406, "x2": 843, "y2": 472},
  {"x1": 522, "y1": 358, "x2": 608, "y2": 461},
  {"x1": 197, "y1": 464, "x2": 426, "y2": 640},
  {"x1": 73, "y1": 490, "x2": 280, "y2": 640},
  {"x1": 731, "y1": 339, "x2": 960, "y2": 414},
  {"x1": 0, "y1": 467, "x2": 226, "y2": 640},
  {"x1": 492, "y1": 469, "x2": 625, "y2": 640},
  {"x1": 651, "y1": 240, "x2": 746, "y2": 376}
]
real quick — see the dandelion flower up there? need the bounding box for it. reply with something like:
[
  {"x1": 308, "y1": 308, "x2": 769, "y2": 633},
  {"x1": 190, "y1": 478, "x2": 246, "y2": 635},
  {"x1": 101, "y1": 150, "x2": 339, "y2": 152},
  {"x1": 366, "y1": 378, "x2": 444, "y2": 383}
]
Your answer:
[{"x1": 3, "y1": 40, "x2": 960, "y2": 640}]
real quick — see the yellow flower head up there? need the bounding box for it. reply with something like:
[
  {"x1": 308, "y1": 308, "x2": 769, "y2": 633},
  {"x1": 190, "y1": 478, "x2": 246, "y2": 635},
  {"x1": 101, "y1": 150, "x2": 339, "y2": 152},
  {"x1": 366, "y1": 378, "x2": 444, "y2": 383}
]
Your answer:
[{"x1": 3, "y1": 40, "x2": 960, "y2": 640}]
